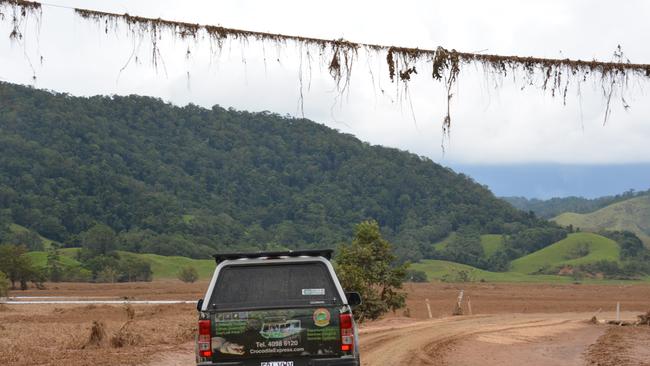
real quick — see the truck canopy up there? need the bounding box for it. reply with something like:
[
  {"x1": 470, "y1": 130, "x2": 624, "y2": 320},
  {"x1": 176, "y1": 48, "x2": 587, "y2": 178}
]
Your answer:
[{"x1": 208, "y1": 262, "x2": 342, "y2": 311}]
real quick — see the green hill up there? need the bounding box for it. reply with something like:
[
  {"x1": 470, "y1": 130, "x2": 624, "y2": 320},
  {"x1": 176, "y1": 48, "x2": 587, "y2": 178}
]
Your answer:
[
  {"x1": 553, "y1": 195, "x2": 650, "y2": 247},
  {"x1": 0, "y1": 81, "x2": 552, "y2": 260},
  {"x1": 510, "y1": 233, "x2": 620, "y2": 274}
]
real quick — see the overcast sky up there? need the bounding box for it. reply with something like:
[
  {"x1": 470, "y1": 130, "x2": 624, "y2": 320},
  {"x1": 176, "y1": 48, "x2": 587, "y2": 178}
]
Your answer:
[{"x1": 1, "y1": 0, "x2": 649, "y2": 171}]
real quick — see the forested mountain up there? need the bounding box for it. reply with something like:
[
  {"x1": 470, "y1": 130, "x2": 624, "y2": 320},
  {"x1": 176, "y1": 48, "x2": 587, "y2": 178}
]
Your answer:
[
  {"x1": 0, "y1": 82, "x2": 552, "y2": 259},
  {"x1": 503, "y1": 189, "x2": 650, "y2": 219}
]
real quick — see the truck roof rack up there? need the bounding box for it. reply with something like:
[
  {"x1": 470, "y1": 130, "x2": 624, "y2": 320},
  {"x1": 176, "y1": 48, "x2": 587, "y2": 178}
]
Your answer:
[{"x1": 213, "y1": 249, "x2": 334, "y2": 263}]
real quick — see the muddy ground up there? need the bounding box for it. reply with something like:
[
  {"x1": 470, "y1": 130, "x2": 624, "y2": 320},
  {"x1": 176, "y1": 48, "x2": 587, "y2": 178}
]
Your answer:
[{"x1": 1, "y1": 281, "x2": 649, "y2": 365}]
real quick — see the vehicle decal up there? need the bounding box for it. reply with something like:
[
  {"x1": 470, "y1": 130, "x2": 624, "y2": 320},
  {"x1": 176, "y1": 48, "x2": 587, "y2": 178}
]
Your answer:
[
  {"x1": 301, "y1": 288, "x2": 325, "y2": 296},
  {"x1": 312, "y1": 308, "x2": 331, "y2": 327},
  {"x1": 213, "y1": 308, "x2": 340, "y2": 358}
]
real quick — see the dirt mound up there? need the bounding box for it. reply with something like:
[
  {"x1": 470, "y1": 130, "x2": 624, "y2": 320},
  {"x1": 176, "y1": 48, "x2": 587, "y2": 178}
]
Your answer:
[
  {"x1": 110, "y1": 321, "x2": 143, "y2": 348},
  {"x1": 84, "y1": 321, "x2": 107, "y2": 348},
  {"x1": 586, "y1": 326, "x2": 650, "y2": 366},
  {"x1": 638, "y1": 311, "x2": 650, "y2": 326}
]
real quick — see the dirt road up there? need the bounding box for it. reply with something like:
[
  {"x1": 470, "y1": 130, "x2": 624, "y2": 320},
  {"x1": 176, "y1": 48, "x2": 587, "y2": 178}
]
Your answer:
[{"x1": 359, "y1": 314, "x2": 602, "y2": 366}]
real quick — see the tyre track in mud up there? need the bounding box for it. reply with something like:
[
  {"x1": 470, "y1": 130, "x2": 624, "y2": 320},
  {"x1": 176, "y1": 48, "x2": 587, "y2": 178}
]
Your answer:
[{"x1": 358, "y1": 314, "x2": 587, "y2": 366}]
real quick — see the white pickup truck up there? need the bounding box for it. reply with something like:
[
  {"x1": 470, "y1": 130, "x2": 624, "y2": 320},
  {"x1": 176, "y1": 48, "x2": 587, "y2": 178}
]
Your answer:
[{"x1": 196, "y1": 249, "x2": 362, "y2": 366}]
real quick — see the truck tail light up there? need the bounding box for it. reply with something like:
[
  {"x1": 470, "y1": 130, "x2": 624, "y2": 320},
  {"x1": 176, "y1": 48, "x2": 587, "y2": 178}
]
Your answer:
[
  {"x1": 198, "y1": 319, "x2": 212, "y2": 358},
  {"x1": 339, "y1": 313, "x2": 354, "y2": 352}
]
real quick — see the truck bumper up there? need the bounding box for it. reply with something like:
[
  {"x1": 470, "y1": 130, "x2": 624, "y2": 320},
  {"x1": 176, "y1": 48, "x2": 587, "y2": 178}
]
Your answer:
[{"x1": 198, "y1": 358, "x2": 359, "y2": 366}]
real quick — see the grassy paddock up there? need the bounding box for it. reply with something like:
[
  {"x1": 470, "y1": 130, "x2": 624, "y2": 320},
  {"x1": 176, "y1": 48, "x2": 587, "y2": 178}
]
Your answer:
[
  {"x1": 510, "y1": 232, "x2": 620, "y2": 274},
  {"x1": 410, "y1": 259, "x2": 649, "y2": 284},
  {"x1": 26, "y1": 249, "x2": 215, "y2": 280}
]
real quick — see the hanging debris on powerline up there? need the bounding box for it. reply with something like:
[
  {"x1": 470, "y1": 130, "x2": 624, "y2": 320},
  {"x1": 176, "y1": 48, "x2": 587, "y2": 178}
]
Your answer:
[{"x1": 2, "y1": 0, "x2": 649, "y2": 133}]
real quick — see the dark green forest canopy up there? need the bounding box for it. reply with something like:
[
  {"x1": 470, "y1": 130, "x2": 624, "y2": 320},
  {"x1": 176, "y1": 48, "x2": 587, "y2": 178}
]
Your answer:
[{"x1": 0, "y1": 82, "x2": 552, "y2": 259}]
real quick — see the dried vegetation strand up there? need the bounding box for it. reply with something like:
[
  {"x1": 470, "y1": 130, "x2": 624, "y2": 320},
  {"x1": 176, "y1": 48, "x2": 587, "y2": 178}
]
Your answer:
[
  {"x1": 2, "y1": 0, "x2": 650, "y2": 130},
  {"x1": 1, "y1": 0, "x2": 40, "y2": 41}
]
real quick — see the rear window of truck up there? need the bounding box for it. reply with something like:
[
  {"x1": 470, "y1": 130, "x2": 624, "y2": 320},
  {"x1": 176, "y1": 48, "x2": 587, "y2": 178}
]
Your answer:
[{"x1": 209, "y1": 262, "x2": 340, "y2": 310}]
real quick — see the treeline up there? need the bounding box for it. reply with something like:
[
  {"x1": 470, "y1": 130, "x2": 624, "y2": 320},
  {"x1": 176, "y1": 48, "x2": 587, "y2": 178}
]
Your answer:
[
  {"x1": 0, "y1": 82, "x2": 552, "y2": 260},
  {"x1": 503, "y1": 189, "x2": 650, "y2": 219}
]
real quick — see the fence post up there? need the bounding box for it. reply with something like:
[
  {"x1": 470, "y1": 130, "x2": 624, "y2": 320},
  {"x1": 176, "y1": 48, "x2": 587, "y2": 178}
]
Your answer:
[{"x1": 453, "y1": 290, "x2": 464, "y2": 316}]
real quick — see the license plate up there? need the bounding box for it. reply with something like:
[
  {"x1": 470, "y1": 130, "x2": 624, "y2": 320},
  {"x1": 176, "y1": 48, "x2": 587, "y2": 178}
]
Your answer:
[{"x1": 260, "y1": 362, "x2": 294, "y2": 366}]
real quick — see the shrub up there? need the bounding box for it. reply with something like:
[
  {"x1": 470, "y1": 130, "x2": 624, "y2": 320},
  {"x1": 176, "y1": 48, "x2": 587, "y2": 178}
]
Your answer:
[
  {"x1": 565, "y1": 242, "x2": 590, "y2": 260},
  {"x1": 405, "y1": 269, "x2": 428, "y2": 283},
  {"x1": 97, "y1": 267, "x2": 119, "y2": 283},
  {"x1": 118, "y1": 256, "x2": 152, "y2": 282},
  {"x1": 441, "y1": 269, "x2": 472, "y2": 283},
  {"x1": 177, "y1": 266, "x2": 199, "y2": 283},
  {"x1": 62, "y1": 266, "x2": 93, "y2": 282}
]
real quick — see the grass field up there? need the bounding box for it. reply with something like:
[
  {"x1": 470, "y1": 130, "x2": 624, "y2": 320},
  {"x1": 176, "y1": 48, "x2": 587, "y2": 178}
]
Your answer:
[
  {"x1": 410, "y1": 258, "x2": 649, "y2": 284},
  {"x1": 118, "y1": 251, "x2": 215, "y2": 279},
  {"x1": 480, "y1": 234, "x2": 505, "y2": 257},
  {"x1": 510, "y1": 232, "x2": 620, "y2": 274},
  {"x1": 553, "y1": 195, "x2": 650, "y2": 247},
  {"x1": 26, "y1": 248, "x2": 216, "y2": 280},
  {"x1": 410, "y1": 259, "x2": 573, "y2": 283},
  {"x1": 411, "y1": 232, "x2": 646, "y2": 284},
  {"x1": 25, "y1": 250, "x2": 83, "y2": 268}
]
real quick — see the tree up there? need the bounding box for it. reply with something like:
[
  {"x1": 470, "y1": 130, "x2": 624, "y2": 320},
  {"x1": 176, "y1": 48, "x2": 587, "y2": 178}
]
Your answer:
[
  {"x1": 97, "y1": 266, "x2": 119, "y2": 283},
  {"x1": 0, "y1": 270, "x2": 9, "y2": 298},
  {"x1": 405, "y1": 269, "x2": 428, "y2": 283},
  {"x1": 177, "y1": 265, "x2": 199, "y2": 283},
  {"x1": 46, "y1": 248, "x2": 64, "y2": 282},
  {"x1": 0, "y1": 244, "x2": 44, "y2": 290},
  {"x1": 336, "y1": 220, "x2": 407, "y2": 322},
  {"x1": 80, "y1": 252, "x2": 119, "y2": 279},
  {"x1": 81, "y1": 224, "x2": 117, "y2": 255},
  {"x1": 6, "y1": 229, "x2": 44, "y2": 251},
  {"x1": 118, "y1": 256, "x2": 152, "y2": 282},
  {"x1": 437, "y1": 227, "x2": 485, "y2": 268}
]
